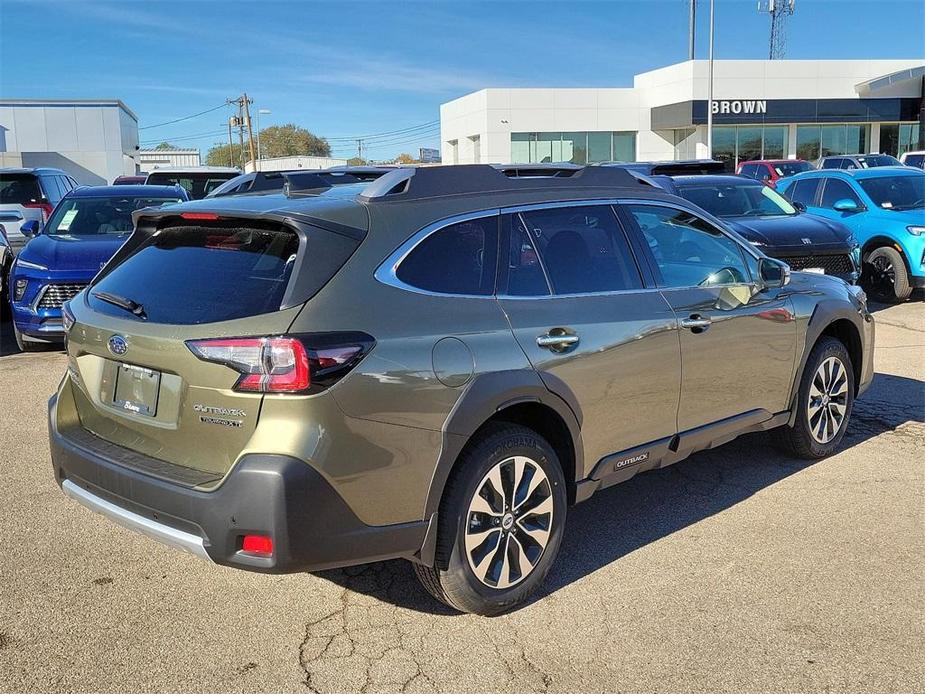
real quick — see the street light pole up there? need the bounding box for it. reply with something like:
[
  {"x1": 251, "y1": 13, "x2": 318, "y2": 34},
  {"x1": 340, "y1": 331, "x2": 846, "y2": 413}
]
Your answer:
[
  {"x1": 707, "y1": 0, "x2": 715, "y2": 157},
  {"x1": 256, "y1": 108, "x2": 271, "y2": 171}
]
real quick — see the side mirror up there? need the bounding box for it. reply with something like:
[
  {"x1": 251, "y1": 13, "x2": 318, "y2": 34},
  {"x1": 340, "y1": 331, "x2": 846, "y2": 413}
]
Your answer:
[
  {"x1": 792, "y1": 200, "x2": 806, "y2": 212},
  {"x1": 759, "y1": 257, "x2": 790, "y2": 289},
  {"x1": 833, "y1": 198, "x2": 859, "y2": 212},
  {"x1": 20, "y1": 220, "x2": 40, "y2": 238}
]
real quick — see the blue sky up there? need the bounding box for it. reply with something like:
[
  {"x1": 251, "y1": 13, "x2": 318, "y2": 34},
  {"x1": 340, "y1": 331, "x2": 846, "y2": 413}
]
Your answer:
[{"x1": 1, "y1": 0, "x2": 923, "y2": 161}]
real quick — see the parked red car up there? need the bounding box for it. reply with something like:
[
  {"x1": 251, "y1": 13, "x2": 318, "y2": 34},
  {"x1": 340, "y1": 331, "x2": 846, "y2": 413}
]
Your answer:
[{"x1": 737, "y1": 160, "x2": 814, "y2": 187}]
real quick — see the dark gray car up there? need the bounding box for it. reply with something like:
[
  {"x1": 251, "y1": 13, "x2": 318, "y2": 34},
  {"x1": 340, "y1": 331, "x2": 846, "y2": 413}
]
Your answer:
[{"x1": 49, "y1": 165, "x2": 874, "y2": 615}]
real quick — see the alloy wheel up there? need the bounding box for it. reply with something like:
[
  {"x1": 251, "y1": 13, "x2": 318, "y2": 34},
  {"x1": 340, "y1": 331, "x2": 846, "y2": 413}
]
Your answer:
[
  {"x1": 870, "y1": 254, "x2": 895, "y2": 296},
  {"x1": 464, "y1": 456, "x2": 554, "y2": 589},
  {"x1": 807, "y1": 356, "x2": 849, "y2": 444}
]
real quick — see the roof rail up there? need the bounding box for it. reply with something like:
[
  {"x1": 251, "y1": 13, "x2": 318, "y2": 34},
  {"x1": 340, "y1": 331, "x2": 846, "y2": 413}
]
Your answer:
[{"x1": 358, "y1": 164, "x2": 642, "y2": 202}]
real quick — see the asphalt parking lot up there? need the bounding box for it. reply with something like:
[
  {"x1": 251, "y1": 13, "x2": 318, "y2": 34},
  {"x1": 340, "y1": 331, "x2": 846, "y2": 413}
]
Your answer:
[{"x1": 0, "y1": 302, "x2": 922, "y2": 694}]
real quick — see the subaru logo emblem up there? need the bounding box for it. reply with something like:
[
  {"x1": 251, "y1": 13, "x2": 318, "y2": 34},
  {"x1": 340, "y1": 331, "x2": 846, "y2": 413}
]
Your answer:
[{"x1": 108, "y1": 335, "x2": 128, "y2": 356}]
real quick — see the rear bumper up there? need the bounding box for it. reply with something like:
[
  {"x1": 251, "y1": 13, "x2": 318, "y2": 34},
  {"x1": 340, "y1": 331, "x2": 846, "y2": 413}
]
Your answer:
[{"x1": 49, "y1": 393, "x2": 428, "y2": 573}]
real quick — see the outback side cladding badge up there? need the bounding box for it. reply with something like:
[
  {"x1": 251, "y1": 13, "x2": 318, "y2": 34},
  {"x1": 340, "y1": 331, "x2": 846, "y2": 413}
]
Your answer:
[
  {"x1": 194, "y1": 404, "x2": 247, "y2": 428},
  {"x1": 613, "y1": 451, "x2": 649, "y2": 471}
]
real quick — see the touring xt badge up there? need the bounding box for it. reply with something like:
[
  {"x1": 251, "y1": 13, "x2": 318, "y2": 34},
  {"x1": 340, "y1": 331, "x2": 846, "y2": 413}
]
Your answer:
[{"x1": 194, "y1": 404, "x2": 247, "y2": 428}]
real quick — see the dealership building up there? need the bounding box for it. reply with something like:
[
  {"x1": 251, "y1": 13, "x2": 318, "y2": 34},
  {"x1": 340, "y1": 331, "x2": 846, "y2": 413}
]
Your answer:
[
  {"x1": 0, "y1": 99, "x2": 140, "y2": 184},
  {"x1": 439, "y1": 59, "x2": 925, "y2": 169}
]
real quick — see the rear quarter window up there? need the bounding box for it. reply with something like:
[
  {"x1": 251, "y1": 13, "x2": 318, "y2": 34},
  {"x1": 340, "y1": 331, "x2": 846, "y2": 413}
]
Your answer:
[{"x1": 395, "y1": 216, "x2": 498, "y2": 295}]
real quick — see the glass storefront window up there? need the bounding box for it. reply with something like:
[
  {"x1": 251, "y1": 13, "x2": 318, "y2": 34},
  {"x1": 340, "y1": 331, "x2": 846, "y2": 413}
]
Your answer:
[
  {"x1": 796, "y1": 126, "x2": 821, "y2": 161},
  {"x1": 510, "y1": 131, "x2": 636, "y2": 164},
  {"x1": 737, "y1": 127, "x2": 763, "y2": 163},
  {"x1": 562, "y1": 132, "x2": 587, "y2": 164},
  {"x1": 881, "y1": 123, "x2": 923, "y2": 157},
  {"x1": 511, "y1": 133, "x2": 531, "y2": 164},
  {"x1": 613, "y1": 132, "x2": 636, "y2": 162},
  {"x1": 712, "y1": 127, "x2": 737, "y2": 170},
  {"x1": 845, "y1": 125, "x2": 867, "y2": 154},
  {"x1": 763, "y1": 126, "x2": 786, "y2": 159},
  {"x1": 587, "y1": 132, "x2": 612, "y2": 164},
  {"x1": 820, "y1": 125, "x2": 847, "y2": 157}
]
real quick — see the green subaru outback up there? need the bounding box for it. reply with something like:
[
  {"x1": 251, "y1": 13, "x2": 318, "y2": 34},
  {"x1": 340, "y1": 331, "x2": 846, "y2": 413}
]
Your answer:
[{"x1": 49, "y1": 165, "x2": 874, "y2": 615}]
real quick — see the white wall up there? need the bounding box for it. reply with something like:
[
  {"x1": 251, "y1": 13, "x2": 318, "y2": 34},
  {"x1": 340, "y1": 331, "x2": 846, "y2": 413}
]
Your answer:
[
  {"x1": 139, "y1": 150, "x2": 202, "y2": 170},
  {"x1": 244, "y1": 155, "x2": 348, "y2": 172},
  {"x1": 0, "y1": 101, "x2": 139, "y2": 184}
]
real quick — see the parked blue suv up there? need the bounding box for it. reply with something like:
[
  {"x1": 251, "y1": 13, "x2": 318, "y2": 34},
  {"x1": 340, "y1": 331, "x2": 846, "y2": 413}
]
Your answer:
[
  {"x1": 778, "y1": 167, "x2": 925, "y2": 302},
  {"x1": 9, "y1": 185, "x2": 186, "y2": 351}
]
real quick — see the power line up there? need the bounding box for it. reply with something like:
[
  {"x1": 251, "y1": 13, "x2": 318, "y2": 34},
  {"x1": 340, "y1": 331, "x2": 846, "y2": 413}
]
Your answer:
[
  {"x1": 325, "y1": 120, "x2": 440, "y2": 142},
  {"x1": 139, "y1": 104, "x2": 229, "y2": 131}
]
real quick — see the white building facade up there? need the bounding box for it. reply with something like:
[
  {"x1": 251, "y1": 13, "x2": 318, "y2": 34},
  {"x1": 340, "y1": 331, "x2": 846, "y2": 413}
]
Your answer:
[
  {"x1": 138, "y1": 148, "x2": 201, "y2": 170},
  {"x1": 440, "y1": 60, "x2": 925, "y2": 169},
  {"x1": 244, "y1": 155, "x2": 348, "y2": 173},
  {"x1": 0, "y1": 99, "x2": 139, "y2": 184}
]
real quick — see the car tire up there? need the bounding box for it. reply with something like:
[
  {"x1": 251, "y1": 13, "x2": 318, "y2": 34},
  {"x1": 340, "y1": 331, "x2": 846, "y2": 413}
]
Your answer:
[
  {"x1": 413, "y1": 423, "x2": 567, "y2": 616},
  {"x1": 774, "y1": 336, "x2": 855, "y2": 460},
  {"x1": 863, "y1": 246, "x2": 911, "y2": 303},
  {"x1": 13, "y1": 324, "x2": 45, "y2": 352}
]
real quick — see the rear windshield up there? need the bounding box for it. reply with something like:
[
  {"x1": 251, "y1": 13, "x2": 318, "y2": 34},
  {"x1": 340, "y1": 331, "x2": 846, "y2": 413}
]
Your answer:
[
  {"x1": 87, "y1": 225, "x2": 300, "y2": 324},
  {"x1": 773, "y1": 161, "x2": 813, "y2": 177},
  {"x1": 145, "y1": 172, "x2": 238, "y2": 199},
  {"x1": 856, "y1": 155, "x2": 901, "y2": 168},
  {"x1": 0, "y1": 173, "x2": 43, "y2": 205}
]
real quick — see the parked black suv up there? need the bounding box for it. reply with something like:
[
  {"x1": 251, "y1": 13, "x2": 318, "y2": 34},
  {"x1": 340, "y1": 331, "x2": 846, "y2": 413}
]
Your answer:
[{"x1": 50, "y1": 165, "x2": 874, "y2": 615}]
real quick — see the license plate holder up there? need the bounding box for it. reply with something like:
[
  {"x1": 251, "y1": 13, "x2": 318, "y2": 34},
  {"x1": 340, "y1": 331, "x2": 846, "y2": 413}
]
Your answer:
[
  {"x1": 804, "y1": 267, "x2": 825, "y2": 274},
  {"x1": 113, "y1": 363, "x2": 161, "y2": 417}
]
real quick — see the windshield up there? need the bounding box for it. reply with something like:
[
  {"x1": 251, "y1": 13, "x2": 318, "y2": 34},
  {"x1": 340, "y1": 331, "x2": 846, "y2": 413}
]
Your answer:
[
  {"x1": 858, "y1": 175, "x2": 925, "y2": 211},
  {"x1": 145, "y1": 172, "x2": 238, "y2": 199},
  {"x1": 44, "y1": 196, "x2": 184, "y2": 237},
  {"x1": 0, "y1": 173, "x2": 43, "y2": 205},
  {"x1": 679, "y1": 182, "x2": 797, "y2": 217},
  {"x1": 773, "y1": 161, "x2": 813, "y2": 177},
  {"x1": 856, "y1": 155, "x2": 901, "y2": 168}
]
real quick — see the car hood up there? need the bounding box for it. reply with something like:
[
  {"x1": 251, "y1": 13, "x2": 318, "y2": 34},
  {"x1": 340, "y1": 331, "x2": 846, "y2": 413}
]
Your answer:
[
  {"x1": 723, "y1": 213, "x2": 852, "y2": 250},
  {"x1": 19, "y1": 233, "x2": 128, "y2": 272}
]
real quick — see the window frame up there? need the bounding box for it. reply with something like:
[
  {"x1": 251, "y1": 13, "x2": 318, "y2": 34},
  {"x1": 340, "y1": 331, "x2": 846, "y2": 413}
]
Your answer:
[
  {"x1": 375, "y1": 209, "x2": 502, "y2": 299},
  {"x1": 616, "y1": 199, "x2": 761, "y2": 290}
]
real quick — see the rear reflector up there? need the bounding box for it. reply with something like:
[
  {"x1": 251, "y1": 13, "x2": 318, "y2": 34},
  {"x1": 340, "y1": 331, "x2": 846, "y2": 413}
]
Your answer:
[
  {"x1": 180, "y1": 212, "x2": 220, "y2": 220},
  {"x1": 241, "y1": 534, "x2": 273, "y2": 556}
]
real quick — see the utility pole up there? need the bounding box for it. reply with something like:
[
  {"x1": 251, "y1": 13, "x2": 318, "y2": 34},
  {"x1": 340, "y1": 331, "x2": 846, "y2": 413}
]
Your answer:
[
  {"x1": 356, "y1": 138, "x2": 364, "y2": 162},
  {"x1": 689, "y1": 0, "x2": 697, "y2": 60},
  {"x1": 227, "y1": 93, "x2": 255, "y2": 170},
  {"x1": 242, "y1": 93, "x2": 257, "y2": 167},
  {"x1": 227, "y1": 117, "x2": 235, "y2": 167},
  {"x1": 707, "y1": 0, "x2": 715, "y2": 157}
]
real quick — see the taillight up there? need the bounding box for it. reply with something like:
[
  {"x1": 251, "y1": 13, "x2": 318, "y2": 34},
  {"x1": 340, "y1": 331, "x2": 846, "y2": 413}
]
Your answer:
[
  {"x1": 24, "y1": 201, "x2": 54, "y2": 222},
  {"x1": 241, "y1": 534, "x2": 273, "y2": 557},
  {"x1": 186, "y1": 333, "x2": 373, "y2": 394}
]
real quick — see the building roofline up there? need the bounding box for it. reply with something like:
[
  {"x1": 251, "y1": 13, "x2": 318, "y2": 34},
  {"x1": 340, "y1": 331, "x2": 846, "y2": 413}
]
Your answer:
[{"x1": 0, "y1": 99, "x2": 139, "y2": 122}]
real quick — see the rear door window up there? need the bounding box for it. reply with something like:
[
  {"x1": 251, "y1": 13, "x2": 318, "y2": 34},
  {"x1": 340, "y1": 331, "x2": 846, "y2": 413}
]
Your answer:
[
  {"x1": 0, "y1": 173, "x2": 42, "y2": 204},
  {"x1": 88, "y1": 224, "x2": 301, "y2": 324},
  {"x1": 787, "y1": 178, "x2": 821, "y2": 207},
  {"x1": 519, "y1": 205, "x2": 642, "y2": 294},
  {"x1": 395, "y1": 216, "x2": 498, "y2": 295}
]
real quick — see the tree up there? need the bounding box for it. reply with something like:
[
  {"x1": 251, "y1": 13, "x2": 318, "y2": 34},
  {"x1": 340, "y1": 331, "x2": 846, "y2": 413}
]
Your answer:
[
  {"x1": 206, "y1": 142, "x2": 243, "y2": 168},
  {"x1": 259, "y1": 124, "x2": 331, "y2": 158},
  {"x1": 394, "y1": 152, "x2": 417, "y2": 164},
  {"x1": 154, "y1": 142, "x2": 180, "y2": 150},
  {"x1": 346, "y1": 157, "x2": 368, "y2": 166}
]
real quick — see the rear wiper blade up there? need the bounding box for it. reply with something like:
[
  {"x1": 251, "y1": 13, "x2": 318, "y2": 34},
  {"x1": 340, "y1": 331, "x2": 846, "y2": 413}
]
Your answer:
[{"x1": 92, "y1": 290, "x2": 147, "y2": 320}]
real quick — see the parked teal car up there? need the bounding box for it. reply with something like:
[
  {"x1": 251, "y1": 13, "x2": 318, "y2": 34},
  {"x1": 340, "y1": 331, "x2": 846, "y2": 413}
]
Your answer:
[{"x1": 778, "y1": 167, "x2": 925, "y2": 302}]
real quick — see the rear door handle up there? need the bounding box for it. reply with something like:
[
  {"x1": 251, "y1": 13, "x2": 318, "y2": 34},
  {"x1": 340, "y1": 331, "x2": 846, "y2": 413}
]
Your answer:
[
  {"x1": 680, "y1": 315, "x2": 712, "y2": 331},
  {"x1": 536, "y1": 333, "x2": 579, "y2": 351}
]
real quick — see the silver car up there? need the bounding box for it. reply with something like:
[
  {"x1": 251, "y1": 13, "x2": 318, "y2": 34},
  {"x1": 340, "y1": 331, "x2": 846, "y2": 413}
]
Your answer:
[{"x1": 0, "y1": 168, "x2": 79, "y2": 252}]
